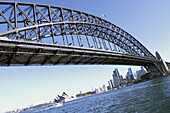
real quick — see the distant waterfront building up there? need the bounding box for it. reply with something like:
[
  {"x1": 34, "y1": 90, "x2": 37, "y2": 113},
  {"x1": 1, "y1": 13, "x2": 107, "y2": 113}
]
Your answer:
[
  {"x1": 108, "y1": 80, "x2": 114, "y2": 89},
  {"x1": 120, "y1": 75, "x2": 123, "y2": 82},
  {"x1": 95, "y1": 88, "x2": 99, "y2": 93},
  {"x1": 114, "y1": 68, "x2": 122, "y2": 83},
  {"x1": 136, "y1": 67, "x2": 147, "y2": 79},
  {"x1": 95, "y1": 86, "x2": 107, "y2": 93},
  {"x1": 107, "y1": 86, "x2": 110, "y2": 90},
  {"x1": 102, "y1": 85, "x2": 107, "y2": 92},
  {"x1": 121, "y1": 79, "x2": 128, "y2": 86},
  {"x1": 128, "y1": 68, "x2": 135, "y2": 81},
  {"x1": 133, "y1": 72, "x2": 138, "y2": 80},
  {"x1": 126, "y1": 72, "x2": 131, "y2": 82},
  {"x1": 108, "y1": 81, "x2": 112, "y2": 89},
  {"x1": 112, "y1": 69, "x2": 121, "y2": 88},
  {"x1": 110, "y1": 79, "x2": 115, "y2": 89}
]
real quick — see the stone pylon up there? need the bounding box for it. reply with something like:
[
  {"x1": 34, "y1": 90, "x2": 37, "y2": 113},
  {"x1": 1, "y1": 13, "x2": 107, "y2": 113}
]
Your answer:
[{"x1": 155, "y1": 51, "x2": 169, "y2": 75}]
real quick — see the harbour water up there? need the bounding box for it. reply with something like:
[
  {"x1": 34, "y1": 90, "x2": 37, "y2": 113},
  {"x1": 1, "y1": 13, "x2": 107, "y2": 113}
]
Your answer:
[{"x1": 24, "y1": 75, "x2": 170, "y2": 113}]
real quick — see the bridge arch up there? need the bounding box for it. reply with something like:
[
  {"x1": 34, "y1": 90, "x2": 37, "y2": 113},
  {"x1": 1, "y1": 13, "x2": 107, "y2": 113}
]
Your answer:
[
  {"x1": 0, "y1": 1, "x2": 168, "y2": 77},
  {"x1": 0, "y1": 1, "x2": 154, "y2": 58}
]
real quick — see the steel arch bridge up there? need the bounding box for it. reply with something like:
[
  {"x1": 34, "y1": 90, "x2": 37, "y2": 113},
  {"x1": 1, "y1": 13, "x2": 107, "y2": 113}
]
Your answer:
[{"x1": 0, "y1": 1, "x2": 169, "y2": 77}]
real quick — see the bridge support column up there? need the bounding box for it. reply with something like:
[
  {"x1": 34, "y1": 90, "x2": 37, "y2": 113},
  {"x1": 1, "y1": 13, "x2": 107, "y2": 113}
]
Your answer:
[
  {"x1": 145, "y1": 64, "x2": 163, "y2": 78},
  {"x1": 155, "y1": 51, "x2": 169, "y2": 75},
  {"x1": 145, "y1": 52, "x2": 169, "y2": 78}
]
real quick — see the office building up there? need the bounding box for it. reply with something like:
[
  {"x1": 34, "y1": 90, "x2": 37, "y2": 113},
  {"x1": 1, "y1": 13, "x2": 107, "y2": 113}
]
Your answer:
[
  {"x1": 128, "y1": 68, "x2": 135, "y2": 81},
  {"x1": 102, "y1": 85, "x2": 107, "y2": 92},
  {"x1": 136, "y1": 66, "x2": 147, "y2": 79},
  {"x1": 126, "y1": 72, "x2": 131, "y2": 82},
  {"x1": 110, "y1": 79, "x2": 115, "y2": 89},
  {"x1": 120, "y1": 75, "x2": 123, "y2": 82},
  {"x1": 108, "y1": 80, "x2": 114, "y2": 89},
  {"x1": 114, "y1": 68, "x2": 122, "y2": 83},
  {"x1": 112, "y1": 69, "x2": 121, "y2": 88}
]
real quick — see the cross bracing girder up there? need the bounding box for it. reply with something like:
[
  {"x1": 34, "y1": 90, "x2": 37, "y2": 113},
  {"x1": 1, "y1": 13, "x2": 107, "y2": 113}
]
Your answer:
[
  {"x1": 0, "y1": 1, "x2": 154, "y2": 58},
  {"x1": 0, "y1": 22, "x2": 146, "y2": 56}
]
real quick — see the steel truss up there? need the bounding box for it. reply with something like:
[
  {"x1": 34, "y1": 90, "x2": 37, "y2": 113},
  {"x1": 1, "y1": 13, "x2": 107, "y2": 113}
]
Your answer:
[
  {"x1": 0, "y1": 1, "x2": 154, "y2": 58},
  {"x1": 0, "y1": 1, "x2": 166, "y2": 77}
]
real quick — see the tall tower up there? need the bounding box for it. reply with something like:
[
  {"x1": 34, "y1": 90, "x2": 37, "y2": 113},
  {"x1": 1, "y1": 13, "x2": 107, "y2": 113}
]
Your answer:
[
  {"x1": 128, "y1": 68, "x2": 134, "y2": 80},
  {"x1": 114, "y1": 68, "x2": 122, "y2": 83},
  {"x1": 108, "y1": 81, "x2": 112, "y2": 89},
  {"x1": 110, "y1": 79, "x2": 115, "y2": 89},
  {"x1": 112, "y1": 69, "x2": 121, "y2": 88}
]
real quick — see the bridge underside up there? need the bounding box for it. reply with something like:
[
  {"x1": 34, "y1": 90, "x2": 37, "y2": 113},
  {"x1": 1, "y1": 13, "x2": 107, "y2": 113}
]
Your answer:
[
  {"x1": 0, "y1": 39, "x2": 165, "y2": 78},
  {"x1": 0, "y1": 39, "x2": 159, "y2": 66}
]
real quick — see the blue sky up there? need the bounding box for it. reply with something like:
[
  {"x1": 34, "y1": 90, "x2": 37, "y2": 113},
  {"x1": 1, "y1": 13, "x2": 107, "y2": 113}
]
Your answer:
[{"x1": 0, "y1": 0, "x2": 170, "y2": 112}]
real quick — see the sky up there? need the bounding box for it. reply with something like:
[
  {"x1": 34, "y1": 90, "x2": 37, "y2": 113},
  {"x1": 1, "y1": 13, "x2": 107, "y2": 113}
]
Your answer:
[{"x1": 0, "y1": 0, "x2": 170, "y2": 112}]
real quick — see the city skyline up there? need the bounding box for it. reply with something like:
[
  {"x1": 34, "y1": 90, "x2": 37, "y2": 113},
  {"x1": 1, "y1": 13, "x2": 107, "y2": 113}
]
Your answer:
[
  {"x1": 107, "y1": 67, "x2": 146, "y2": 89},
  {"x1": 0, "y1": 0, "x2": 170, "y2": 112},
  {"x1": 78, "y1": 67, "x2": 146, "y2": 96}
]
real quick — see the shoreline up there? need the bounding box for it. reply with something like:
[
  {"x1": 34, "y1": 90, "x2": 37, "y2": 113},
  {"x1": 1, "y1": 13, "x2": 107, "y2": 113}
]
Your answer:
[{"x1": 9, "y1": 74, "x2": 170, "y2": 113}]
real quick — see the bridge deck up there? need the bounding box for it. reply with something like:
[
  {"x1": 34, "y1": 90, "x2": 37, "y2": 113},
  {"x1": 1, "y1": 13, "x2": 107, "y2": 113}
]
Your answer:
[{"x1": 0, "y1": 39, "x2": 159, "y2": 66}]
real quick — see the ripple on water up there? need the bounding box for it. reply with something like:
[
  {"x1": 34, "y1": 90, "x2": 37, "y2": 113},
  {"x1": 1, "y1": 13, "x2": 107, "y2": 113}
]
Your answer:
[{"x1": 27, "y1": 76, "x2": 170, "y2": 113}]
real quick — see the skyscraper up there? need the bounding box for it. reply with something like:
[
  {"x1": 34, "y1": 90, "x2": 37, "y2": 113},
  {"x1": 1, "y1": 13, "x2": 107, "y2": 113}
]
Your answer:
[
  {"x1": 114, "y1": 68, "x2": 122, "y2": 83},
  {"x1": 133, "y1": 72, "x2": 137, "y2": 80},
  {"x1": 120, "y1": 75, "x2": 123, "y2": 82},
  {"x1": 112, "y1": 69, "x2": 121, "y2": 88},
  {"x1": 128, "y1": 68, "x2": 134, "y2": 81},
  {"x1": 136, "y1": 66, "x2": 147, "y2": 79},
  {"x1": 108, "y1": 81, "x2": 112, "y2": 89},
  {"x1": 126, "y1": 72, "x2": 131, "y2": 82},
  {"x1": 110, "y1": 79, "x2": 115, "y2": 89},
  {"x1": 108, "y1": 80, "x2": 114, "y2": 89}
]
